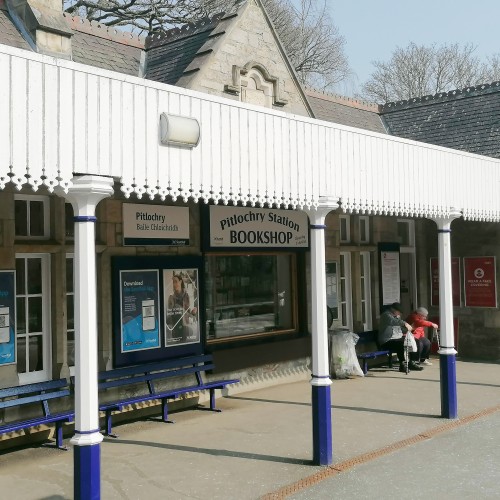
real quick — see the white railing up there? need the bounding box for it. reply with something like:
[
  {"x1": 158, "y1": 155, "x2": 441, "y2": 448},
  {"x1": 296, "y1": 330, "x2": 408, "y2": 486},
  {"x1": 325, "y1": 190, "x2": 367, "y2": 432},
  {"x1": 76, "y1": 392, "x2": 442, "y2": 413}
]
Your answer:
[{"x1": 1, "y1": 43, "x2": 499, "y2": 221}]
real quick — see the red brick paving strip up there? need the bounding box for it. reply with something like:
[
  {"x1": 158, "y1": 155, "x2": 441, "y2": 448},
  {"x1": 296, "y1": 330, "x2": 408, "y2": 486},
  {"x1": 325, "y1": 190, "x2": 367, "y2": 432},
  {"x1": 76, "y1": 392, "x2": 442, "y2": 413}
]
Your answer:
[{"x1": 261, "y1": 404, "x2": 500, "y2": 500}]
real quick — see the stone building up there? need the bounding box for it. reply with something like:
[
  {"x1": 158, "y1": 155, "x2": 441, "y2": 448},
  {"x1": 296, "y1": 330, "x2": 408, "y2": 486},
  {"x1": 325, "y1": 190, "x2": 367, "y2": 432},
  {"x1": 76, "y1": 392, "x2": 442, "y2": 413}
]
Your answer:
[{"x1": 0, "y1": 0, "x2": 498, "y2": 467}]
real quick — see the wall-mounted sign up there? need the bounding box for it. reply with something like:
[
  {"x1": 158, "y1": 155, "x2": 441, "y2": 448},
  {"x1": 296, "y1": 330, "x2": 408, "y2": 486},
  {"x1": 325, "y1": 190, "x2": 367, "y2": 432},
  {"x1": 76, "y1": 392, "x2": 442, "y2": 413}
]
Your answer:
[
  {"x1": 378, "y1": 243, "x2": 401, "y2": 306},
  {"x1": 208, "y1": 206, "x2": 309, "y2": 249},
  {"x1": 430, "y1": 257, "x2": 461, "y2": 307},
  {"x1": 119, "y1": 269, "x2": 161, "y2": 352},
  {"x1": 123, "y1": 204, "x2": 189, "y2": 246},
  {"x1": 163, "y1": 268, "x2": 200, "y2": 347},
  {"x1": 0, "y1": 271, "x2": 16, "y2": 366},
  {"x1": 464, "y1": 256, "x2": 497, "y2": 308}
]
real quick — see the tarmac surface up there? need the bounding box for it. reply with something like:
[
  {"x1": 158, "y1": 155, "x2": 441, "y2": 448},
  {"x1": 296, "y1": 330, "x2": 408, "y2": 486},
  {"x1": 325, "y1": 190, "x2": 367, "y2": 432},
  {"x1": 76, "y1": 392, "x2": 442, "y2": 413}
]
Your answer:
[{"x1": 0, "y1": 357, "x2": 499, "y2": 499}]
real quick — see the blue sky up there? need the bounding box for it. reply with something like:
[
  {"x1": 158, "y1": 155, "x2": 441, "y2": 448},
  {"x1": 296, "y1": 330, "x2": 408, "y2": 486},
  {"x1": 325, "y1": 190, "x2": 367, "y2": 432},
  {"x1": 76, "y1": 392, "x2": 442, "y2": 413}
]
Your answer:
[{"x1": 327, "y1": 0, "x2": 500, "y2": 96}]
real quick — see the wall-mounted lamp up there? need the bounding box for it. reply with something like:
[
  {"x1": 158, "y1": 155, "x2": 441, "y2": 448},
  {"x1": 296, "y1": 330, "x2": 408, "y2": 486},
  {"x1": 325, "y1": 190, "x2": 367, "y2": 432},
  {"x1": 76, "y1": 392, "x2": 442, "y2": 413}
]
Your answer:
[{"x1": 159, "y1": 113, "x2": 200, "y2": 148}]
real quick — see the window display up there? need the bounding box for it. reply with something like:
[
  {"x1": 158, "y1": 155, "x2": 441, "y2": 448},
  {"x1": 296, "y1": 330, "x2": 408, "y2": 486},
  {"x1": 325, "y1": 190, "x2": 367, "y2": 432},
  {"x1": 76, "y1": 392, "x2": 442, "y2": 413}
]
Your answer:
[{"x1": 205, "y1": 254, "x2": 296, "y2": 340}]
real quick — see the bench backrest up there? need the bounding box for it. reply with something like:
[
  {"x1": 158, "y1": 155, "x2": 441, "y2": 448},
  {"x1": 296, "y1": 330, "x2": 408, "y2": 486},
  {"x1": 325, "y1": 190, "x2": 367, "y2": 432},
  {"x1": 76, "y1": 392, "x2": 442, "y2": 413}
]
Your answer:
[
  {"x1": 356, "y1": 330, "x2": 382, "y2": 349},
  {"x1": 98, "y1": 354, "x2": 214, "y2": 394},
  {"x1": 0, "y1": 378, "x2": 71, "y2": 415}
]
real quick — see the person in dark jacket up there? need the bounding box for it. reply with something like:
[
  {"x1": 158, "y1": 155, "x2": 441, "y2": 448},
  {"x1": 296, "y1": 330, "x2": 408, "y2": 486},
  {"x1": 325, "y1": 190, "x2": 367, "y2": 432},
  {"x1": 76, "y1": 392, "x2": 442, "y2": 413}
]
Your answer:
[{"x1": 378, "y1": 302, "x2": 423, "y2": 372}]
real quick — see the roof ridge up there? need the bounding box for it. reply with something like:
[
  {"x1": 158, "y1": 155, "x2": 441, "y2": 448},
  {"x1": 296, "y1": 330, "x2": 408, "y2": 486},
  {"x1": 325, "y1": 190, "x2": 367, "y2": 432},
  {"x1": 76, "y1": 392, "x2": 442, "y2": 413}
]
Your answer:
[
  {"x1": 305, "y1": 87, "x2": 380, "y2": 112},
  {"x1": 64, "y1": 14, "x2": 145, "y2": 48},
  {"x1": 381, "y1": 80, "x2": 500, "y2": 111},
  {"x1": 145, "y1": 13, "x2": 224, "y2": 49}
]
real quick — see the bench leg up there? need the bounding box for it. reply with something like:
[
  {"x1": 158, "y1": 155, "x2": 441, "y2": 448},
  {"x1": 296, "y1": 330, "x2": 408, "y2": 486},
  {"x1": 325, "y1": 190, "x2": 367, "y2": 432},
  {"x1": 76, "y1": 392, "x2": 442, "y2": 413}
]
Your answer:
[
  {"x1": 161, "y1": 398, "x2": 175, "y2": 424},
  {"x1": 209, "y1": 388, "x2": 221, "y2": 412},
  {"x1": 105, "y1": 410, "x2": 118, "y2": 438},
  {"x1": 55, "y1": 421, "x2": 68, "y2": 450},
  {"x1": 362, "y1": 360, "x2": 368, "y2": 375}
]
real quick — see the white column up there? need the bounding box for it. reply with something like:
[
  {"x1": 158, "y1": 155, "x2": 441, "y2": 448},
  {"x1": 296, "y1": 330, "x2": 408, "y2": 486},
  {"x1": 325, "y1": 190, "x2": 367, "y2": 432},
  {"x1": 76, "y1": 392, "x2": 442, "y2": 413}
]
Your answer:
[
  {"x1": 304, "y1": 197, "x2": 338, "y2": 465},
  {"x1": 433, "y1": 210, "x2": 461, "y2": 356},
  {"x1": 432, "y1": 209, "x2": 461, "y2": 419},
  {"x1": 64, "y1": 175, "x2": 113, "y2": 445}
]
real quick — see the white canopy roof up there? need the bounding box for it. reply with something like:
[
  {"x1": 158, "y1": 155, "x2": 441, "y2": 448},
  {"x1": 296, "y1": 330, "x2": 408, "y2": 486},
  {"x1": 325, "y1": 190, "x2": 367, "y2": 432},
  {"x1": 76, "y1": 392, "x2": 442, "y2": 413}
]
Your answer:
[{"x1": 1, "y1": 43, "x2": 499, "y2": 221}]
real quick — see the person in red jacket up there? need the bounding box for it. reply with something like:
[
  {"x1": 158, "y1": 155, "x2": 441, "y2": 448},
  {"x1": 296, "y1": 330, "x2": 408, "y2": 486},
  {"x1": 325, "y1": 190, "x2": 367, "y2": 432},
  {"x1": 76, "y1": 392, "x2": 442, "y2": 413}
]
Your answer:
[{"x1": 406, "y1": 307, "x2": 438, "y2": 366}]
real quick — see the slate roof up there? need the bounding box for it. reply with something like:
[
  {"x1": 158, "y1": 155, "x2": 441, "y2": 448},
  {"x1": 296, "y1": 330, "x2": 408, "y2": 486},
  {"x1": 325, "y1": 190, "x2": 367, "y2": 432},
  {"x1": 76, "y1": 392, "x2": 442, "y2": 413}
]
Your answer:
[
  {"x1": 144, "y1": 12, "x2": 236, "y2": 86},
  {"x1": 65, "y1": 15, "x2": 144, "y2": 77},
  {"x1": 306, "y1": 89, "x2": 386, "y2": 134},
  {"x1": 380, "y1": 82, "x2": 500, "y2": 159},
  {"x1": 0, "y1": 2, "x2": 32, "y2": 51}
]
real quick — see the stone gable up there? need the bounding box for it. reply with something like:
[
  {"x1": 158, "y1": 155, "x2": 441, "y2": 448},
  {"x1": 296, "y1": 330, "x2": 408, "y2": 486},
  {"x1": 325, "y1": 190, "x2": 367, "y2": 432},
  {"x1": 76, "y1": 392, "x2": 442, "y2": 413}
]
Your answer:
[{"x1": 184, "y1": 1, "x2": 312, "y2": 117}]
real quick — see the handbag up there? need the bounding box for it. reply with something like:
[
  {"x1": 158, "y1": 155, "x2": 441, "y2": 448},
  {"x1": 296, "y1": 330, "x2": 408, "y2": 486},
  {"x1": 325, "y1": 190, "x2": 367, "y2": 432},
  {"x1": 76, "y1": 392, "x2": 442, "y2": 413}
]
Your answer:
[{"x1": 403, "y1": 331, "x2": 417, "y2": 352}]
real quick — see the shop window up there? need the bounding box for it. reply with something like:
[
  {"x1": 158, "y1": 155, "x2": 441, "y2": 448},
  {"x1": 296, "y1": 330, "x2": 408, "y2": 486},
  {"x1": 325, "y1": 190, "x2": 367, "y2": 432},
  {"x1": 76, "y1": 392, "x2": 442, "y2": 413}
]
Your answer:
[
  {"x1": 359, "y1": 252, "x2": 372, "y2": 330},
  {"x1": 339, "y1": 215, "x2": 350, "y2": 243},
  {"x1": 205, "y1": 254, "x2": 297, "y2": 341},
  {"x1": 16, "y1": 254, "x2": 51, "y2": 383},
  {"x1": 359, "y1": 216, "x2": 370, "y2": 244},
  {"x1": 66, "y1": 255, "x2": 75, "y2": 370},
  {"x1": 14, "y1": 195, "x2": 49, "y2": 239}
]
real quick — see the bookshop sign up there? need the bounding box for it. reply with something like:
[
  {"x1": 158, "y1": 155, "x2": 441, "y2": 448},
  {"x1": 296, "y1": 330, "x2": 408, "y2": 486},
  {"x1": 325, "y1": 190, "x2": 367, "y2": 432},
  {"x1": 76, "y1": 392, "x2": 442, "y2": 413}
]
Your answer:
[{"x1": 208, "y1": 206, "x2": 309, "y2": 249}]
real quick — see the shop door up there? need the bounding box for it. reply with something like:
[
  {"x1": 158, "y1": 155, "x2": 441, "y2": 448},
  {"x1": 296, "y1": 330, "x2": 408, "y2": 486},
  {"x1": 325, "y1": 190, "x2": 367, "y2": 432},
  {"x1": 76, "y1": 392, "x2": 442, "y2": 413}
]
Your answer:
[{"x1": 16, "y1": 254, "x2": 52, "y2": 383}]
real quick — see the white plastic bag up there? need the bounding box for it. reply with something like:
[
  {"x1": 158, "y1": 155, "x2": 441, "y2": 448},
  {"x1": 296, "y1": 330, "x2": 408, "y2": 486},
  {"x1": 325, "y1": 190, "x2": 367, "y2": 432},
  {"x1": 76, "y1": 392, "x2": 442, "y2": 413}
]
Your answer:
[
  {"x1": 403, "y1": 332, "x2": 417, "y2": 352},
  {"x1": 329, "y1": 329, "x2": 364, "y2": 378}
]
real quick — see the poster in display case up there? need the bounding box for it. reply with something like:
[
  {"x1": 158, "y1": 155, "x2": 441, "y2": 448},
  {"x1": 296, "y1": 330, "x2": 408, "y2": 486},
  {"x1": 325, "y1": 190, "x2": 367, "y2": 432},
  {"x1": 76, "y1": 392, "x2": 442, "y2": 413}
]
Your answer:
[
  {"x1": 0, "y1": 271, "x2": 16, "y2": 366},
  {"x1": 163, "y1": 268, "x2": 200, "y2": 347}
]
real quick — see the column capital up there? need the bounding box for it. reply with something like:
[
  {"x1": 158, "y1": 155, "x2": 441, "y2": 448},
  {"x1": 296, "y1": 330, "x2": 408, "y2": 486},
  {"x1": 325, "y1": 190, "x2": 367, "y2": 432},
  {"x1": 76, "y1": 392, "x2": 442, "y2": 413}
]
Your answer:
[
  {"x1": 304, "y1": 197, "x2": 339, "y2": 225},
  {"x1": 57, "y1": 175, "x2": 114, "y2": 217},
  {"x1": 431, "y1": 208, "x2": 462, "y2": 230}
]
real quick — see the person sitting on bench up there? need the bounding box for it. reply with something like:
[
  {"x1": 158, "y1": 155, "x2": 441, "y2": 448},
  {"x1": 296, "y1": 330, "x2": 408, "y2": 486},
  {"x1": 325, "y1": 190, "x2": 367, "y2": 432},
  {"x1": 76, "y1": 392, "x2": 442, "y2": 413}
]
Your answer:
[
  {"x1": 406, "y1": 307, "x2": 438, "y2": 366},
  {"x1": 378, "y1": 302, "x2": 423, "y2": 373}
]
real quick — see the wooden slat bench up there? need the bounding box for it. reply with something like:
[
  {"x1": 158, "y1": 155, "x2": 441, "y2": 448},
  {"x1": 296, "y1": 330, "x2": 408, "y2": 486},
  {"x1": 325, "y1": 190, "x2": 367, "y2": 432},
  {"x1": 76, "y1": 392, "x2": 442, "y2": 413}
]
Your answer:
[
  {"x1": 356, "y1": 330, "x2": 394, "y2": 374},
  {"x1": 0, "y1": 378, "x2": 74, "y2": 450},
  {"x1": 98, "y1": 354, "x2": 239, "y2": 437}
]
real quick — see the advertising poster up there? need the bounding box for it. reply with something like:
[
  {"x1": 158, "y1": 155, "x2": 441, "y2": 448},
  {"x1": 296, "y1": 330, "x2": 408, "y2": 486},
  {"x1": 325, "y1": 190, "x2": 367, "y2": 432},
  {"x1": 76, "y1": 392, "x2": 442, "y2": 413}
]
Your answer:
[
  {"x1": 0, "y1": 271, "x2": 16, "y2": 366},
  {"x1": 163, "y1": 268, "x2": 200, "y2": 347},
  {"x1": 381, "y1": 251, "x2": 400, "y2": 305},
  {"x1": 119, "y1": 270, "x2": 161, "y2": 352},
  {"x1": 430, "y1": 257, "x2": 461, "y2": 307},
  {"x1": 464, "y1": 257, "x2": 497, "y2": 308}
]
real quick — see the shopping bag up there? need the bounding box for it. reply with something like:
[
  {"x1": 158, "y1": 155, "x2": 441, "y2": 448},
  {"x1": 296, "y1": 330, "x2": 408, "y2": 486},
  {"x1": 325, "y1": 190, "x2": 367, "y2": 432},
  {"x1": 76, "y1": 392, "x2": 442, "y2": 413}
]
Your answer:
[{"x1": 403, "y1": 332, "x2": 417, "y2": 352}]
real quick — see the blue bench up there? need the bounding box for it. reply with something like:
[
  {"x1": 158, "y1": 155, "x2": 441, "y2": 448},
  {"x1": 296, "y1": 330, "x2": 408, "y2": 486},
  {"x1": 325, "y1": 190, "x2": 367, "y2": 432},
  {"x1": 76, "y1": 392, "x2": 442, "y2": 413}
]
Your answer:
[
  {"x1": 0, "y1": 378, "x2": 74, "y2": 450},
  {"x1": 356, "y1": 330, "x2": 394, "y2": 374},
  {"x1": 98, "y1": 354, "x2": 239, "y2": 437}
]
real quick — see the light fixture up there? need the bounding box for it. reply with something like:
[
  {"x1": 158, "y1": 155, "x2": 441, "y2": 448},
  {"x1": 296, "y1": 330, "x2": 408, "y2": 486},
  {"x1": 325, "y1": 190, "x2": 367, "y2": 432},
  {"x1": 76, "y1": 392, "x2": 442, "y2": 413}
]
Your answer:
[{"x1": 159, "y1": 113, "x2": 200, "y2": 148}]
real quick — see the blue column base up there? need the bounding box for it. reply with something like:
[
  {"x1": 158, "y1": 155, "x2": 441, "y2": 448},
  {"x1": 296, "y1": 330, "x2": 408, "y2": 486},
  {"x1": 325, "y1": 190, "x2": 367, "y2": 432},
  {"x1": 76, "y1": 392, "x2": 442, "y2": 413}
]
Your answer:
[
  {"x1": 439, "y1": 354, "x2": 458, "y2": 419},
  {"x1": 74, "y1": 443, "x2": 101, "y2": 500},
  {"x1": 312, "y1": 384, "x2": 332, "y2": 465}
]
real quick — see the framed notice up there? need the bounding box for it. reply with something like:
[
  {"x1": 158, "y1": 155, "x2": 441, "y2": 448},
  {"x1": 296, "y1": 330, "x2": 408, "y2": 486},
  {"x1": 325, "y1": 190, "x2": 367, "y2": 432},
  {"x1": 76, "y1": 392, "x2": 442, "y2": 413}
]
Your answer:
[
  {"x1": 163, "y1": 268, "x2": 200, "y2": 347},
  {"x1": 464, "y1": 256, "x2": 497, "y2": 308},
  {"x1": 430, "y1": 257, "x2": 461, "y2": 307},
  {"x1": 0, "y1": 271, "x2": 16, "y2": 366},
  {"x1": 119, "y1": 270, "x2": 161, "y2": 353},
  {"x1": 378, "y1": 243, "x2": 401, "y2": 307}
]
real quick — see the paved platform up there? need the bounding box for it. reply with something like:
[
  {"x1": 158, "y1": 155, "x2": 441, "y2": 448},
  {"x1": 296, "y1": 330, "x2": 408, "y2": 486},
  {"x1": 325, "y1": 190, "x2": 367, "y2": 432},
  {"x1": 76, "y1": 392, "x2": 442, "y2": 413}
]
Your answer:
[{"x1": 0, "y1": 358, "x2": 498, "y2": 499}]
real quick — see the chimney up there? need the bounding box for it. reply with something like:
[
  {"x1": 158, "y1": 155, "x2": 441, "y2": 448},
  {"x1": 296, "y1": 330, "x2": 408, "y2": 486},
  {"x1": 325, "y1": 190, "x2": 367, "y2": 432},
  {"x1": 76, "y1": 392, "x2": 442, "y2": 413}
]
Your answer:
[{"x1": 6, "y1": 0, "x2": 73, "y2": 59}]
